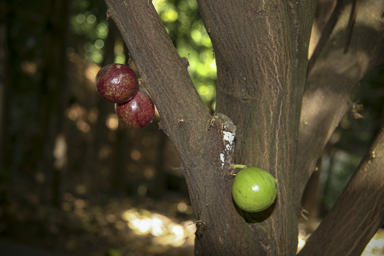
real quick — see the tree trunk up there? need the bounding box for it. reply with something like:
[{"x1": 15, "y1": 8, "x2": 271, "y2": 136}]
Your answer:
[
  {"x1": 197, "y1": 0, "x2": 316, "y2": 254},
  {"x1": 102, "y1": 0, "x2": 384, "y2": 255},
  {"x1": 295, "y1": 0, "x2": 384, "y2": 202},
  {"x1": 299, "y1": 126, "x2": 384, "y2": 256},
  {"x1": 104, "y1": 1, "x2": 316, "y2": 255}
]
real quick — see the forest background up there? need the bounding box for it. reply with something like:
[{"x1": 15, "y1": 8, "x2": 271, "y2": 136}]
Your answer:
[{"x1": 0, "y1": 0, "x2": 383, "y2": 255}]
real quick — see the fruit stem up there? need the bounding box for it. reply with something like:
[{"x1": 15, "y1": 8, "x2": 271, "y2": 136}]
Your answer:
[{"x1": 233, "y1": 164, "x2": 247, "y2": 170}]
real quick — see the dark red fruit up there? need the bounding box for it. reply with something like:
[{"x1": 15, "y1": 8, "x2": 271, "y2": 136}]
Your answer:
[
  {"x1": 95, "y1": 63, "x2": 139, "y2": 103},
  {"x1": 115, "y1": 88, "x2": 155, "y2": 128}
]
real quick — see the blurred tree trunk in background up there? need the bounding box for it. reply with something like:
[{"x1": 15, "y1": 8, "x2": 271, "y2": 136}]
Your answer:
[
  {"x1": 0, "y1": 1, "x2": 14, "y2": 181},
  {"x1": 153, "y1": 129, "x2": 167, "y2": 199},
  {"x1": 111, "y1": 41, "x2": 131, "y2": 196},
  {"x1": 300, "y1": 0, "x2": 337, "y2": 233},
  {"x1": 0, "y1": 0, "x2": 8, "y2": 170},
  {"x1": 36, "y1": 0, "x2": 71, "y2": 206},
  {"x1": 301, "y1": 159, "x2": 321, "y2": 232},
  {"x1": 111, "y1": 122, "x2": 128, "y2": 196},
  {"x1": 83, "y1": 20, "x2": 117, "y2": 197}
]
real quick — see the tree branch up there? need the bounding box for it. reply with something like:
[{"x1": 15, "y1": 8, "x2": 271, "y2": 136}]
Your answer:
[
  {"x1": 104, "y1": 0, "x2": 211, "y2": 155},
  {"x1": 104, "y1": 2, "x2": 264, "y2": 255},
  {"x1": 296, "y1": 0, "x2": 384, "y2": 202},
  {"x1": 298, "y1": 126, "x2": 384, "y2": 256},
  {"x1": 308, "y1": 0, "x2": 342, "y2": 73}
]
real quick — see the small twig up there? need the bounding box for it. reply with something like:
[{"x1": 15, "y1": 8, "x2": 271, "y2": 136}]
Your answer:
[
  {"x1": 349, "y1": 100, "x2": 364, "y2": 119},
  {"x1": 189, "y1": 219, "x2": 206, "y2": 228},
  {"x1": 344, "y1": 0, "x2": 360, "y2": 53}
]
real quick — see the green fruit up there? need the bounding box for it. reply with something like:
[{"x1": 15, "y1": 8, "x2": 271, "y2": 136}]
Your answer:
[{"x1": 232, "y1": 167, "x2": 277, "y2": 213}]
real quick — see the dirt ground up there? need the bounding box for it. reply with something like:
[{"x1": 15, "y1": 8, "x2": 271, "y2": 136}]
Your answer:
[{"x1": 0, "y1": 188, "x2": 195, "y2": 256}]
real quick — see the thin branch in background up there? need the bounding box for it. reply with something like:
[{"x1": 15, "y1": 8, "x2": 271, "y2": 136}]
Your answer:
[
  {"x1": 307, "y1": 0, "x2": 343, "y2": 74},
  {"x1": 344, "y1": 0, "x2": 360, "y2": 53},
  {"x1": 298, "y1": 127, "x2": 384, "y2": 256}
]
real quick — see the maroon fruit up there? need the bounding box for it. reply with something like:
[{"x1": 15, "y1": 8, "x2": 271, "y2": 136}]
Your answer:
[
  {"x1": 95, "y1": 63, "x2": 139, "y2": 103},
  {"x1": 115, "y1": 88, "x2": 155, "y2": 128}
]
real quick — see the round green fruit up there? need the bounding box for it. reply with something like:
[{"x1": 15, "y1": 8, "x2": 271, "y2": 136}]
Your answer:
[{"x1": 232, "y1": 167, "x2": 277, "y2": 213}]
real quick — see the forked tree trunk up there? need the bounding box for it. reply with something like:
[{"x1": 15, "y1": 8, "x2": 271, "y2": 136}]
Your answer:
[
  {"x1": 104, "y1": 1, "x2": 315, "y2": 255},
  {"x1": 103, "y1": 0, "x2": 384, "y2": 255}
]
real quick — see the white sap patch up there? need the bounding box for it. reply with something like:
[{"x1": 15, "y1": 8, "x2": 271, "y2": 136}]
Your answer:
[
  {"x1": 223, "y1": 130, "x2": 235, "y2": 151},
  {"x1": 220, "y1": 126, "x2": 236, "y2": 169},
  {"x1": 220, "y1": 153, "x2": 225, "y2": 168}
]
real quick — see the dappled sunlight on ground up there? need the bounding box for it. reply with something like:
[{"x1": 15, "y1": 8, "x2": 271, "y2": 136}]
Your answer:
[
  {"x1": 122, "y1": 208, "x2": 196, "y2": 248},
  {"x1": 0, "y1": 191, "x2": 195, "y2": 256},
  {"x1": 2, "y1": 189, "x2": 383, "y2": 255}
]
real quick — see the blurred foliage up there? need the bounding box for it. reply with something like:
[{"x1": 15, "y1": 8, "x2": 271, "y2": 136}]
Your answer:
[
  {"x1": 68, "y1": 0, "x2": 216, "y2": 106},
  {"x1": 154, "y1": 0, "x2": 216, "y2": 105},
  {"x1": 69, "y1": 0, "x2": 110, "y2": 64}
]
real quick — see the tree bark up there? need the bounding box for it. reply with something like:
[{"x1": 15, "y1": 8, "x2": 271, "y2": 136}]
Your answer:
[
  {"x1": 104, "y1": 0, "x2": 316, "y2": 255},
  {"x1": 197, "y1": 0, "x2": 316, "y2": 254},
  {"x1": 295, "y1": 0, "x2": 384, "y2": 202},
  {"x1": 308, "y1": 0, "x2": 339, "y2": 70},
  {"x1": 103, "y1": 0, "x2": 384, "y2": 255},
  {"x1": 299, "y1": 126, "x2": 384, "y2": 256},
  {"x1": 105, "y1": 2, "x2": 248, "y2": 254}
]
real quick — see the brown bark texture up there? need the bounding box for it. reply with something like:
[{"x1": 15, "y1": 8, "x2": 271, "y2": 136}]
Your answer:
[
  {"x1": 103, "y1": 0, "x2": 384, "y2": 255},
  {"x1": 299, "y1": 126, "x2": 384, "y2": 256},
  {"x1": 197, "y1": 0, "x2": 316, "y2": 255},
  {"x1": 308, "y1": 0, "x2": 337, "y2": 60},
  {"x1": 295, "y1": 0, "x2": 384, "y2": 201},
  {"x1": 104, "y1": 0, "x2": 316, "y2": 255}
]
